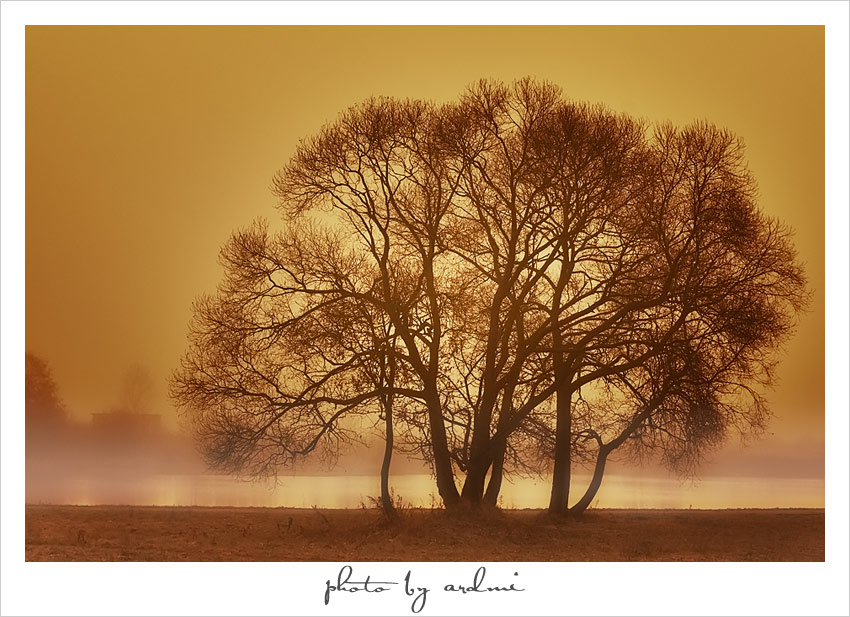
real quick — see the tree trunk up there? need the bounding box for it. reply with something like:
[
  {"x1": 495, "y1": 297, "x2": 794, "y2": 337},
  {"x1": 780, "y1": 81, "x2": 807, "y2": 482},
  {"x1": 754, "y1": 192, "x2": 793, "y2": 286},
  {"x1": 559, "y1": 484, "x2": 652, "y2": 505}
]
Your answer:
[
  {"x1": 484, "y1": 386, "x2": 514, "y2": 506},
  {"x1": 461, "y1": 278, "x2": 515, "y2": 507},
  {"x1": 424, "y1": 383, "x2": 461, "y2": 508},
  {"x1": 461, "y1": 456, "x2": 490, "y2": 505},
  {"x1": 484, "y1": 442, "x2": 505, "y2": 506},
  {"x1": 461, "y1": 368, "x2": 500, "y2": 505},
  {"x1": 547, "y1": 379, "x2": 572, "y2": 513},
  {"x1": 379, "y1": 393, "x2": 397, "y2": 520},
  {"x1": 377, "y1": 346, "x2": 398, "y2": 520},
  {"x1": 568, "y1": 398, "x2": 664, "y2": 515},
  {"x1": 548, "y1": 245, "x2": 573, "y2": 514},
  {"x1": 570, "y1": 445, "x2": 610, "y2": 515}
]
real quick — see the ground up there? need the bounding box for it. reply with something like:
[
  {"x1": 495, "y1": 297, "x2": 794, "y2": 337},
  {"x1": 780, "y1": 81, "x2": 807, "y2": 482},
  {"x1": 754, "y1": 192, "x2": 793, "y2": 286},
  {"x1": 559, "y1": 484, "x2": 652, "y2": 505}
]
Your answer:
[{"x1": 25, "y1": 505, "x2": 824, "y2": 561}]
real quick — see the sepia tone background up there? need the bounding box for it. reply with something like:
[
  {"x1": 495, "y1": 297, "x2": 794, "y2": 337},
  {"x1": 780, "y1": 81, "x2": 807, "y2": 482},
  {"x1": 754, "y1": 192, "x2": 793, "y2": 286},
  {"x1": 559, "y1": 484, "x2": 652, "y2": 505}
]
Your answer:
[{"x1": 25, "y1": 26, "x2": 824, "y2": 506}]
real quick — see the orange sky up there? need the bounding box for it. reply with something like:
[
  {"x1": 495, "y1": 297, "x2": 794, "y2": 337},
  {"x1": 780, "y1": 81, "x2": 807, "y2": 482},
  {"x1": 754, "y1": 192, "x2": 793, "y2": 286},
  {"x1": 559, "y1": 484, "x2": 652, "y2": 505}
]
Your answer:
[{"x1": 25, "y1": 26, "x2": 824, "y2": 478}]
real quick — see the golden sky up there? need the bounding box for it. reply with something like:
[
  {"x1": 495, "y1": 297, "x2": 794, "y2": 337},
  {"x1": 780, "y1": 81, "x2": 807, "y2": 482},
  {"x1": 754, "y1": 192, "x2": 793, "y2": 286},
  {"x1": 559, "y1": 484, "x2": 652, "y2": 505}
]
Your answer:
[{"x1": 25, "y1": 26, "x2": 824, "y2": 477}]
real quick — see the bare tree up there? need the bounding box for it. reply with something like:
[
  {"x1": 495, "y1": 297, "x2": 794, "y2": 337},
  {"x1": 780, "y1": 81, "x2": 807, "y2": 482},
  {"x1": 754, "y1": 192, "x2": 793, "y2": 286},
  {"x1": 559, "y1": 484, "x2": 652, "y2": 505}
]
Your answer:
[
  {"x1": 561, "y1": 123, "x2": 807, "y2": 514},
  {"x1": 120, "y1": 363, "x2": 155, "y2": 413},
  {"x1": 439, "y1": 83, "x2": 651, "y2": 508},
  {"x1": 171, "y1": 79, "x2": 806, "y2": 514},
  {"x1": 270, "y1": 98, "x2": 469, "y2": 506},
  {"x1": 26, "y1": 353, "x2": 67, "y2": 433},
  {"x1": 171, "y1": 220, "x2": 407, "y2": 504}
]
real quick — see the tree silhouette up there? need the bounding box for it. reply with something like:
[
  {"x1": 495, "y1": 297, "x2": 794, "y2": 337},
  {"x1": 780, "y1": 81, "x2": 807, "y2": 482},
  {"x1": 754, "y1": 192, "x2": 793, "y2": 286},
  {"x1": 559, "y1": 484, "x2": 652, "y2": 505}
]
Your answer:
[
  {"x1": 171, "y1": 79, "x2": 806, "y2": 513},
  {"x1": 120, "y1": 363, "x2": 155, "y2": 413},
  {"x1": 26, "y1": 353, "x2": 67, "y2": 434},
  {"x1": 559, "y1": 122, "x2": 807, "y2": 514}
]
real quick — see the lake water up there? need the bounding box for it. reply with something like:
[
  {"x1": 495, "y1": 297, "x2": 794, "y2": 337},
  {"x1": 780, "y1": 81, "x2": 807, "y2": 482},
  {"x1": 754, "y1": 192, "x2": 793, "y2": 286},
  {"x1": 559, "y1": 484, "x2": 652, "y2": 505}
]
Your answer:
[{"x1": 30, "y1": 472, "x2": 824, "y2": 509}]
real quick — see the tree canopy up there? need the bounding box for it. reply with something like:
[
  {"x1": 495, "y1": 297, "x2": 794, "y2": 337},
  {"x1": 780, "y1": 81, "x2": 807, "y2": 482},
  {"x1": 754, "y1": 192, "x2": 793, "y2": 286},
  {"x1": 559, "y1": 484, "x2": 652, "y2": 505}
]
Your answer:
[{"x1": 171, "y1": 78, "x2": 806, "y2": 514}]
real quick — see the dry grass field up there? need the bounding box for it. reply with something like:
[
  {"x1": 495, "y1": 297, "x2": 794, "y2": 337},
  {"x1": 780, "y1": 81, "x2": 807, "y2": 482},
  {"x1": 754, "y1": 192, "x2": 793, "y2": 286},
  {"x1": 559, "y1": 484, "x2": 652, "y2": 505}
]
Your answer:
[{"x1": 25, "y1": 505, "x2": 824, "y2": 562}]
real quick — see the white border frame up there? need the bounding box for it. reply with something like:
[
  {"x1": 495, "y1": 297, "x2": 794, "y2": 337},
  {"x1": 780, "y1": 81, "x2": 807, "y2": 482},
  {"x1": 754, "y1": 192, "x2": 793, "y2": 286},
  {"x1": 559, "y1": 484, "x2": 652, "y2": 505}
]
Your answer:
[{"x1": 3, "y1": 3, "x2": 848, "y2": 616}]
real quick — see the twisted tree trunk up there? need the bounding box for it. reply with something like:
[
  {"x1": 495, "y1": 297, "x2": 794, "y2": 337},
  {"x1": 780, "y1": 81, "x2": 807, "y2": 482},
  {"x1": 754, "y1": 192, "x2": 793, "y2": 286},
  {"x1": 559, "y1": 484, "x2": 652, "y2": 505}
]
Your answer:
[{"x1": 570, "y1": 444, "x2": 611, "y2": 515}]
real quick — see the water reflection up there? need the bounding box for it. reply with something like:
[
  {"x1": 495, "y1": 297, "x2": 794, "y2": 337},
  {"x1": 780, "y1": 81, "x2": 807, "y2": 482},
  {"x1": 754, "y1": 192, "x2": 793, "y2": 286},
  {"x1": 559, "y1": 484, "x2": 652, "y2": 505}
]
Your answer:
[{"x1": 27, "y1": 472, "x2": 824, "y2": 509}]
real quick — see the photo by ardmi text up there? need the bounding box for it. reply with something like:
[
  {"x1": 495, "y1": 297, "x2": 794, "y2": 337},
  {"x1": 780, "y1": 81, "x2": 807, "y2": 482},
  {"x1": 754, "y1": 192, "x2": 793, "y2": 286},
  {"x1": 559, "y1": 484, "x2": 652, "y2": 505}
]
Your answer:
[{"x1": 324, "y1": 565, "x2": 524, "y2": 613}]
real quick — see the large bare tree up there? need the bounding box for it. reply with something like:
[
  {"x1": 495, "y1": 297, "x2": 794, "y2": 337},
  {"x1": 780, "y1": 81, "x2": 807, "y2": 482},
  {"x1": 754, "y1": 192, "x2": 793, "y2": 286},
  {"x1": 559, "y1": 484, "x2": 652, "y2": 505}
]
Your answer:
[{"x1": 171, "y1": 79, "x2": 805, "y2": 513}]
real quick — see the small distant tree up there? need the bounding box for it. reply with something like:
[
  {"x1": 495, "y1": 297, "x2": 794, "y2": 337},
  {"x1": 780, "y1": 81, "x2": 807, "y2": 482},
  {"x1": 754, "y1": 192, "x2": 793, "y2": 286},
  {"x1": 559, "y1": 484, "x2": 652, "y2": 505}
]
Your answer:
[
  {"x1": 120, "y1": 363, "x2": 155, "y2": 413},
  {"x1": 26, "y1": 353, "x2": 67, "y2": 434}
]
